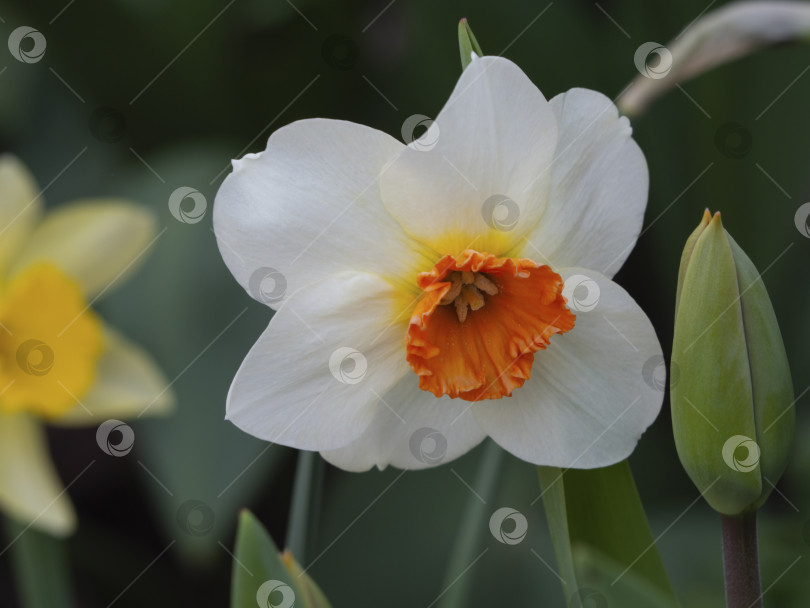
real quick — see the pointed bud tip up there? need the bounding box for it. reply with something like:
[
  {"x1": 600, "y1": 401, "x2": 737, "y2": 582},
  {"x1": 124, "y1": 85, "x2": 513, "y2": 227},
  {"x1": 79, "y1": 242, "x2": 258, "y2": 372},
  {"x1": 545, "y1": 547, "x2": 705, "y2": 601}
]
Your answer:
[
  {"x1": 458, "y1": 17, "x2": 483, "y2": 70},
  {"x1": 706, "y1": 209, "x2": 725, "y2": 232},
  {"x1": 280, "y1": 549, "x2": 295, "y2": 567}
]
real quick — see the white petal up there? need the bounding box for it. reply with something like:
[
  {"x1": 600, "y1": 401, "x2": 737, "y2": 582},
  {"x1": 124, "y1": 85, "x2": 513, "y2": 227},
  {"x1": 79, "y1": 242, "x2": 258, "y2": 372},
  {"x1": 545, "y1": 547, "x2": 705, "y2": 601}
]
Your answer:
[
  {"x1": 472, "y1": 269, "x2": 663, "y2": 468},
  {"x1": 213, "y1": 119, "x2": 434, "y2": 309},
  {"x1": 321, "y1": 373, "x2": 486, "y2": 471},
  {"x1": 10, "y1": 200, "x2": 157, "y2": 299},
  {"x1": 227, "y1": 271, "x2": 413, "y2": 451},
  {"x1": 0, "y1": 413, "x2": 76, "y2": 536},
  {"x1": 519, "y1": 89, "x2": 648, "y2": 278},
  {"x1": 52, "y1": 326, "x2": 175, "y2": 426},
  {"x1": 380, "y1": 56, "x2": 558, "y2": 255},
  {"x1": 0, "y1": 155, "x2": 42, "y2": 275}
]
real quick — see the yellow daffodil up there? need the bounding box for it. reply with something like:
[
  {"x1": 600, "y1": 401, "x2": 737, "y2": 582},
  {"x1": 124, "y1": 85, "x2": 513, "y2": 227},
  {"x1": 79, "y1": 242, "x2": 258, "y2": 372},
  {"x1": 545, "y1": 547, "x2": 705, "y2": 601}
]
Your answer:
[
  {"x1": 0, "y1": 156, "x2": 173, "y2": 536},
  {"x1": 214, "y1": 56, "x2": 663, "y2": 471}
]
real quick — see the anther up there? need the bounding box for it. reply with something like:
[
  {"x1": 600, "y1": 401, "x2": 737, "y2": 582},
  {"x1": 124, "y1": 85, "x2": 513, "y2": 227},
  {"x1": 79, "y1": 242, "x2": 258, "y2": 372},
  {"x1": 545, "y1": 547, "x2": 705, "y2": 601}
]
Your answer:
[{"x1": 441, "y1": 270, "x2": 498, "y2": 322}]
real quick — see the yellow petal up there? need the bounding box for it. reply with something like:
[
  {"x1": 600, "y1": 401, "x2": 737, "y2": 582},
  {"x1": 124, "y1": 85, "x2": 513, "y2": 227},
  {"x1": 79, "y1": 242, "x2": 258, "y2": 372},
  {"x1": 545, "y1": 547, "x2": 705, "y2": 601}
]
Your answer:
[
  {"x1": 0, "y1": 412, "x2": 76, "y2": 536},
  {"x1": 0, "y1": 155, "x2": 42, "y2": 276},
  {"x1": 53, "y1": 325, "x2": 175, "y2": 425},
  {"x1": 9, "y1": 200, "x2": 156, "y2": 299}
]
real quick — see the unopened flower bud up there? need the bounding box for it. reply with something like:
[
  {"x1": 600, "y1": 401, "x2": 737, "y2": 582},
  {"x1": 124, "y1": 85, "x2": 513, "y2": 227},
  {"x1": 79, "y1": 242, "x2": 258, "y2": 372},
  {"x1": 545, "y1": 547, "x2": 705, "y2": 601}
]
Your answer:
[{"x1": 671, "y1": 210, "x2": 794, "y2": 515}]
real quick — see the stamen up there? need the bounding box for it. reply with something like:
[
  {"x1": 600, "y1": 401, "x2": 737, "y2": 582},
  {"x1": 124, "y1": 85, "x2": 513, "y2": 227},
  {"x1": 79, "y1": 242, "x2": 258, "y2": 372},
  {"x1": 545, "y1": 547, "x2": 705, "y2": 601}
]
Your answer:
[
  {"x1": 439, "y1": 272, "x2": 463, "y2": 305},
  {"x1": 474, "y1": 274, "x2": 499, "y2": 296},
  {"x1": 454, "y1": 296, "x2": 469, "y2": 323},
  {"x1": 462, "y1": 285, "x2": 485, "y2": 310},
  {"x1": 439, "y1": 270, "x2": 499, "y2": 322}
]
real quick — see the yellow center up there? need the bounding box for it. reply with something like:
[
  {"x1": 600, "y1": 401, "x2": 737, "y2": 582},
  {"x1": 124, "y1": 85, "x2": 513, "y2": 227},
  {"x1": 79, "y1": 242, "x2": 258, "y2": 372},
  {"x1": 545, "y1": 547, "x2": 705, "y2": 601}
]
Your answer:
[{"x1": 0, "y1": 264, "x2": 104, "y2": 419}]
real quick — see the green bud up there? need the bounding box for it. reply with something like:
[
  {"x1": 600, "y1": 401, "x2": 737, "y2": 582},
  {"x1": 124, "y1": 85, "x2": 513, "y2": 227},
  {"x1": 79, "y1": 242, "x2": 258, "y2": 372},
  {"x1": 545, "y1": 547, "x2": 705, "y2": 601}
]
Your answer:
[
  {"x1": 280, "y1": 550, "x2": 333, "y2": 608},
  {"x1": 671, "y1": 210, "x2": 794, "y2": 515},
  {"x1": 458, "y1": 18, "x2": 483, "y2": 71}
]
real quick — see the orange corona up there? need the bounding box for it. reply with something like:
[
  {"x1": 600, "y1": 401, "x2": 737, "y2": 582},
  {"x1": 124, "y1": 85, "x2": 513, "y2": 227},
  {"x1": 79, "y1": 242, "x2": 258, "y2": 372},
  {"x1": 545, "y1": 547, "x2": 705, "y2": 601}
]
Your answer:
[{"x1": 406, "y1": 250, "x2": 575, "y2": 401}]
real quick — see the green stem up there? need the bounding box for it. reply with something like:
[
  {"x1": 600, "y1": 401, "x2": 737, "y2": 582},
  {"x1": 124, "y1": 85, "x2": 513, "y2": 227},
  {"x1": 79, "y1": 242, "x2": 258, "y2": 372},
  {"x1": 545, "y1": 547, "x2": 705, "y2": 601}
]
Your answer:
[
  {"x1": 285, "y1": 450, "x2": 323, "y2": 564},
  {"x1": 3, "y1": 516, "x2": 75, "y2": 608},
  {"x1": 721, "y1": 511, "x2": 763, "y2": 608},
  {"x1": 437, "y1": 440, "x2": 504, "y2": 608}
]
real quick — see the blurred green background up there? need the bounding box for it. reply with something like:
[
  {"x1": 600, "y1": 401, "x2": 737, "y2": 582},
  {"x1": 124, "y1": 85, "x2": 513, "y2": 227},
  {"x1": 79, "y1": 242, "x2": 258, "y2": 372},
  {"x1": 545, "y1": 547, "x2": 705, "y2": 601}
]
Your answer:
[{"x1": 0, "y1": 0, "x2": 808, "y2": 606}]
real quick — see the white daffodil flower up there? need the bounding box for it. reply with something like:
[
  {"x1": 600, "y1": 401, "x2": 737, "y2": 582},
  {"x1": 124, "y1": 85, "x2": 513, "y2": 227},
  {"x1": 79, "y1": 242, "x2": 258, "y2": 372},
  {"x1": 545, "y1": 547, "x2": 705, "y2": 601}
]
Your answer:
[
  {"x1": 0, "y1": 156, "x2": 174, "y2": 536},
  {"x1": 215, "y1": 56, "x2": 663, "y2": 472}
]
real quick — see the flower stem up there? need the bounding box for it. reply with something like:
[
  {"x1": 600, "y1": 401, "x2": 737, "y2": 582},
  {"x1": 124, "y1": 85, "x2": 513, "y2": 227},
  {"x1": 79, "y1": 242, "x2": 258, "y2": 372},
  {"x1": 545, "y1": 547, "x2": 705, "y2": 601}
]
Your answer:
[
  {"x1": 721, "y1": 511, "x2": 763, "y2": 608},
  {"x1": 4, "y1": 516, "x2": 76, "y2": 608},
  {"x1": 286, "y1": 450, "x2": 324, "y2": 564},
  {"x1": 437, "y1": 440, "x2": 504, "y2": 608}
]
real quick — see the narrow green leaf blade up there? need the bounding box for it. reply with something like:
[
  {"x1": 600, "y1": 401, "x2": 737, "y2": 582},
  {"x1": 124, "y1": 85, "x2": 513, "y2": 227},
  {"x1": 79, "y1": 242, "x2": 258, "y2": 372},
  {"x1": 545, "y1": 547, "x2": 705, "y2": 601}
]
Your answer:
[
  {"x1": 538, "y1": 461, "x2": 676, "y2": 605},
  {"x1": 458, "y1": 18, "x2": 484, "y2": 71}
]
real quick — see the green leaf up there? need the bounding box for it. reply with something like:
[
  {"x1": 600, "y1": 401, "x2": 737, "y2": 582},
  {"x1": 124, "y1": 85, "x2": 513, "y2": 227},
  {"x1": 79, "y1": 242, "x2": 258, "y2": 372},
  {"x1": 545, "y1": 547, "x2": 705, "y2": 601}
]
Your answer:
[
  {"x1": 458, "y1": 18, "x2": 484, "y2": 71},
  {"x1": 280, "y1": 550, "x2": 334, "y2": 608},
  {"x1": 231, "y1": 509, "x2": 332, "y2": 608},
  {"x1": 537, "y1": 461, "x2": 676, "y2": 606},
  {"x1": 573, "y1": 545, "x2": 680, "y2": 608},
  {"x1": 3, "y1": 516, "x2": 76, "y2": 608}
]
